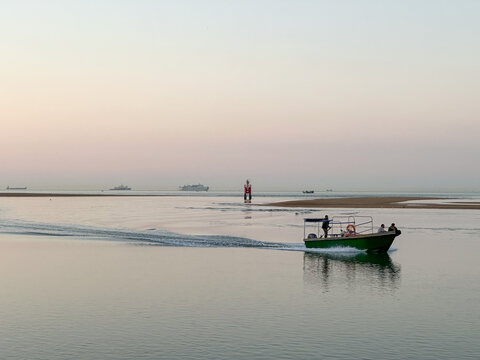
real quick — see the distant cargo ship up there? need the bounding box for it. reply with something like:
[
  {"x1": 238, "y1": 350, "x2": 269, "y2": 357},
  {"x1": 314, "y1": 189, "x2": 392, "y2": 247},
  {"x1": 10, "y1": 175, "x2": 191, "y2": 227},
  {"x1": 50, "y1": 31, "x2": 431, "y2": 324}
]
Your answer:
[
  {"x1": 110, "y1": 185, "x2": 131, "y2": 190},
  {"x1": 179, "y1": 184, "x2": 209, "y2": 191},
  {"x1": 6, "y1": 186, "x2": 27, "y2": 190}
]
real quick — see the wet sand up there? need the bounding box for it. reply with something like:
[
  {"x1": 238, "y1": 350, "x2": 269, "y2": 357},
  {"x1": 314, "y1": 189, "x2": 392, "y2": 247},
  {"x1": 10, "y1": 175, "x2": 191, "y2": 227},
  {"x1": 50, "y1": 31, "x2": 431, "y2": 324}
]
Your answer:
[{"x1": 268, "y1": 197, "x2": 480, "y2": 210}]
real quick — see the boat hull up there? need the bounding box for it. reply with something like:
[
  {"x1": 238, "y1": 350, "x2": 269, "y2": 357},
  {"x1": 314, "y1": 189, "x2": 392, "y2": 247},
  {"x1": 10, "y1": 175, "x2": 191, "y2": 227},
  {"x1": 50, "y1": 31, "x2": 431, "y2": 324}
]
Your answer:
[{"x1": 304, "y1": 231, "x2": 398, "y2": 253}]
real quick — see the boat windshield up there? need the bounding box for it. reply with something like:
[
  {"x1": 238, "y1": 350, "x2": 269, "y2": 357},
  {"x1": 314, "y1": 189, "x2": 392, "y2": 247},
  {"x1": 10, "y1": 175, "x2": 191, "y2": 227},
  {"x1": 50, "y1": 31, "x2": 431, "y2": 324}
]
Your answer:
[{"x1": 304, "y1": 216, "x2": 374, "y2": 238}]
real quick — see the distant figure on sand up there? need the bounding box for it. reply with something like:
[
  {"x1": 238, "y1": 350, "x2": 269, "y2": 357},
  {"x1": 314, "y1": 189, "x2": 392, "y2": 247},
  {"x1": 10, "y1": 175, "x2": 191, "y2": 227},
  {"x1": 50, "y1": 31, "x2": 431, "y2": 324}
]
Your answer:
[
  {"x1": 378, "y1": 224, "x2": 386, "y2": 232},
  {"x1": 244, "y1": 180, "x2": 252, "y2": 202},
  {"x1": 322, "y1": 215, "x2": 331, "y2": 238}
]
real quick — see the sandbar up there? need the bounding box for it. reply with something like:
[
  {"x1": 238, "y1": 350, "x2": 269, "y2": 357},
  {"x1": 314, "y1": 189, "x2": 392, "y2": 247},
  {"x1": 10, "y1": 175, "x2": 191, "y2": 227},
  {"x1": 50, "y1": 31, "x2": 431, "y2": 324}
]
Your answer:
[{"x1": 268, "y1": 197, "x2": 480, "y2": 210}]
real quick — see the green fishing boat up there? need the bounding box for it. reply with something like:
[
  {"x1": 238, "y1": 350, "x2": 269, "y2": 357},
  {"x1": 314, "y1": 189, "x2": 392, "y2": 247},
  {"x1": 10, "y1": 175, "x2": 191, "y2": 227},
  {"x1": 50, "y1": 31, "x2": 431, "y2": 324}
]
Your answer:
[{"x1": 303, "y1": 216, "x2": 401, "y2": 252}]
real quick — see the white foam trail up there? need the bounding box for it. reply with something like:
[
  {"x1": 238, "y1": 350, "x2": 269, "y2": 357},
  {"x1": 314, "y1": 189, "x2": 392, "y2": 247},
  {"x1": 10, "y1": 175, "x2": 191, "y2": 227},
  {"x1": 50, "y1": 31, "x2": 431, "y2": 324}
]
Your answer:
[{"x1": 0, "y1": 219, "x2": 294, "y2": 250}]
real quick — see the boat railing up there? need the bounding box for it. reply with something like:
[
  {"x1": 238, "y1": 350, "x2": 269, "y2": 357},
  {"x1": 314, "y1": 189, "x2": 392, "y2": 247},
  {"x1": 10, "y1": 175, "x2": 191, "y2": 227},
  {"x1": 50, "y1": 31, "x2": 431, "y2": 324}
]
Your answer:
[{"x1": 304, "y1": 216, "x2": 374, "y2": 239}]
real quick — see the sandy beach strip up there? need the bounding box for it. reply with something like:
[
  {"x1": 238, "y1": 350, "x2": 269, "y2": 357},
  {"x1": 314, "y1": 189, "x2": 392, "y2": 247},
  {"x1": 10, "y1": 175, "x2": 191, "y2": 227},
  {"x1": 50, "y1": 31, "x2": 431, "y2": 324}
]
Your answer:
[{"x1": 268, "y1": 197, "x2": 480, "y2": 210}]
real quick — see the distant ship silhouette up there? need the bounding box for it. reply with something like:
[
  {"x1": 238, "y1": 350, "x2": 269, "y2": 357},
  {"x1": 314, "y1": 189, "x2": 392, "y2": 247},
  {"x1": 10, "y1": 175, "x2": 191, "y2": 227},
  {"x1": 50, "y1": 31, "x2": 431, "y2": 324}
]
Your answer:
[
  {"x1": 179, "y1": 184, "x2": 209, "y2": 191},
  {"x1": 110, "y1": 185, "x2": 131, "y2": 190}
]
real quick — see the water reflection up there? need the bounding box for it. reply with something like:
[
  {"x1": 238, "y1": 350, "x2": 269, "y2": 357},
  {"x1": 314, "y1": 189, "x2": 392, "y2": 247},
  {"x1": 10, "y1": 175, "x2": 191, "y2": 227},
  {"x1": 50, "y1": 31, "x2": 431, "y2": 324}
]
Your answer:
[
  {"x1": 303, "y1": 252, "x2": 401, "y2": 292},
  {"x1": 242, "y1": 207, "x2": 252, "y2": 219}
]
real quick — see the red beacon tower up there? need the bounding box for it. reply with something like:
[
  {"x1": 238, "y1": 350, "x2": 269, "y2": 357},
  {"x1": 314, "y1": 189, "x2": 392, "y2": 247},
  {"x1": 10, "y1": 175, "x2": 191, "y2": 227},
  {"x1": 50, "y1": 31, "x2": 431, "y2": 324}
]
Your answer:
[{"x1": 244, "y1": 179, "x2": 252, "y2": 202}]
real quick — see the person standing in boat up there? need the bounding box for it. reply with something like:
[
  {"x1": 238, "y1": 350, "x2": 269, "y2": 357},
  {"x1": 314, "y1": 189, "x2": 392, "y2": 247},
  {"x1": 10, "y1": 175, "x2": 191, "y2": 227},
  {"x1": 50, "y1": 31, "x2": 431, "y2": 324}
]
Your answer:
[
  {"x1": 322, "y1": 215, "x2": 331, "y2": 238},
  {"x1": 378, "y1": 224, "x2": 387, "y2": 232}
]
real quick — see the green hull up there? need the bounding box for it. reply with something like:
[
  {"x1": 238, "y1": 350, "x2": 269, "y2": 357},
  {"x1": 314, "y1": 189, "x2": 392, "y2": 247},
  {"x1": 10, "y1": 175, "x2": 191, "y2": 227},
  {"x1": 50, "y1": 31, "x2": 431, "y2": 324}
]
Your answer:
[{"x1": 304, "y1": 231, "x2": 398, "y2": 253}]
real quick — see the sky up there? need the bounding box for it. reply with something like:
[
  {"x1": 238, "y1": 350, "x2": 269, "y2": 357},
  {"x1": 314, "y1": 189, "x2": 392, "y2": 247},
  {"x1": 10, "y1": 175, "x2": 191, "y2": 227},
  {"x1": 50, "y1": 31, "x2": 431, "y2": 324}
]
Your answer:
[{"x1": 1, "y1": 0, "x2": 479, "y2": 191}]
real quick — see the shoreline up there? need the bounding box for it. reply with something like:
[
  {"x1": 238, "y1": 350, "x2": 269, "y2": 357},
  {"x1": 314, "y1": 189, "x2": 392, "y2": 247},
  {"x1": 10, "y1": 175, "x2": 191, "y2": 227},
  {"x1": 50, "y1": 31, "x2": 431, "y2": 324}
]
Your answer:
[
  {"x1": 267, "y1": 197, "x2": 480, "y2": 210},
  {"x1": 1, "y1": 194, "x2": 480, "y2": 210},
  {"x1": 0, "y1": 193, "x2": 173, "y2": 197}
]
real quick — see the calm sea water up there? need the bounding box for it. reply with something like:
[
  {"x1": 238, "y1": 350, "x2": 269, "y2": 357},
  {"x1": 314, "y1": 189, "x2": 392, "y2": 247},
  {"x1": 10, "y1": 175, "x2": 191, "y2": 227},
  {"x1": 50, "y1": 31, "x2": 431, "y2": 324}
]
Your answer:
[{"x1": 0, "y1": 192, "x2": 479, "y2": 359}]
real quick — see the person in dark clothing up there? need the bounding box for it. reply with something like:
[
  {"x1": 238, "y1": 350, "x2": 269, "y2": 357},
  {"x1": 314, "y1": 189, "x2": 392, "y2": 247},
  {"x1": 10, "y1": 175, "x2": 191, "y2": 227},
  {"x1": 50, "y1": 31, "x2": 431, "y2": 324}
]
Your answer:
[
  {"x1": 322, "y1": 215, "x2": 331, "y2": 238},
  {"x1": 388, "y1": 223, "x2": 397, "y2": 232},
  {"x1": 389, "y1": 223, "x2": 401, "y2": 235}
]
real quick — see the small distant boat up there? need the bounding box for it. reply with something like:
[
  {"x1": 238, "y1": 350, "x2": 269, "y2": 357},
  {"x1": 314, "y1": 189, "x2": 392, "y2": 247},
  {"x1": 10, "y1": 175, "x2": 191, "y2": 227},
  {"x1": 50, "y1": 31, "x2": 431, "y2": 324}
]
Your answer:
[
  {"x1": 303, "y1": 216, "x2": 401, "y2": 253},
  {"x1": 110, "y1": 185, "x2": 131, "y2": 190},
  {"x1": 326, "y1": 189, "x2": 333, "y2": 192},
  {"x1": 179, "y1": 184, "x2": 209, "y2": 191},
  {"x1": 6, "y1": 186, "x2": 27, "y2": 190},
  {"x1": 302, "y1": 190, "x2": 314, "y2": 194}
]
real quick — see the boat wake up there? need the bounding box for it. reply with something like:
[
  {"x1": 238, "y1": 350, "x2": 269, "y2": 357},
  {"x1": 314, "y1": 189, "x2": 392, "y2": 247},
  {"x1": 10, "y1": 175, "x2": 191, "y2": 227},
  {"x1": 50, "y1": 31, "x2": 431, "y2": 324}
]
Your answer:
[{"x1": 0, "y1": 219, "x2": 368, "y2": 254}]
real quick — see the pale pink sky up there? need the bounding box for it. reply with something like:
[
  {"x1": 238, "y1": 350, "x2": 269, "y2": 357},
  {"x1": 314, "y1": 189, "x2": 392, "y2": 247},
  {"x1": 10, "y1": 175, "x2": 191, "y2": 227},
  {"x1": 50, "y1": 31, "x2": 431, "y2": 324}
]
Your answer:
[{"x1": 1, "y1": 1, "x2": 479, "y2": 190}]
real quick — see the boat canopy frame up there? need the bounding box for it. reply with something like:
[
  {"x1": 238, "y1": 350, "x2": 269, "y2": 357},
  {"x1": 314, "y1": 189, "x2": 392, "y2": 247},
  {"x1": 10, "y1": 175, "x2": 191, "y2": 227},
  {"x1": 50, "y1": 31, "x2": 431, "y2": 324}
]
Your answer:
[{"x1": 304, "y1": 216, "x2": 374, "y2": 239}]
